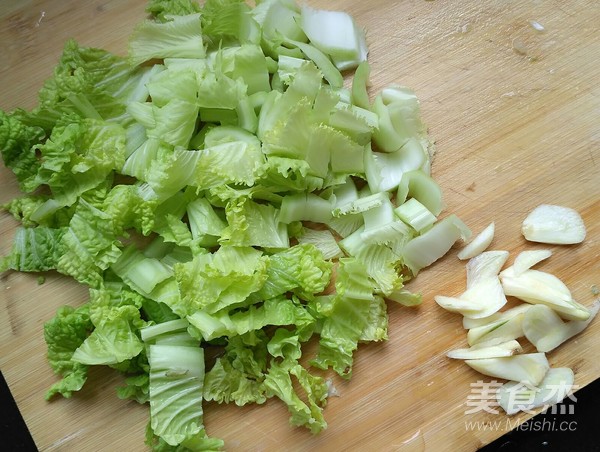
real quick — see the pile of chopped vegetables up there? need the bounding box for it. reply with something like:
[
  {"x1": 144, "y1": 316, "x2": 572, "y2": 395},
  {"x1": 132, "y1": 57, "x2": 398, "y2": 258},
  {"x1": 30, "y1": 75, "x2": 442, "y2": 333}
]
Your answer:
[{"x1": 0, "y1": 0, "x2": 471, "y2": 450}]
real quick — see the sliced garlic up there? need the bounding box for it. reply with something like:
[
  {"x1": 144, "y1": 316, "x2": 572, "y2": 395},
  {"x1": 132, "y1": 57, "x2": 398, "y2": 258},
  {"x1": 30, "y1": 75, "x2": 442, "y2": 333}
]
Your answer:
[
  {"x1": 463, "y1": 303, "x2": 531, "y2": 329},
  {"x1": 500, "y1": 266, "x2": 571, "y2": 297},
  {"x1": 523, "y1": 301, "x2": 600, "y2": 352},
  {"x1": 466, "y1": 250, "x2": 509, "y2": 288},
  {"x1": 522, "y1": 204, "x2": 586, "y2": 245},
  {"x1": 436, "y1": 251, "x2": 508, "y2": 319},
  {"x1": 512, "y1": 249, "x2": 552, "y2": 277},
  {"x1": 434, "y1": 295, "x2": 486, "y2": 316},
  {"x1": 500, "y1": 268, "x2": 591, "y2": 321},
  {"x1": 497, "y1": 367, "x2": 574, "y2": 415},
  {"x1": 460, "y1": 276, "x2": 508, "y2": 319},
  {"x1": 467, "y1": 306, "x2": 529, "y2": 346},
  {"x1": 465, "y1": 353, "x2": 549, "y2": 386},
  {"x1": 447, "y1": 340, "x2": 522, "y2": 360},
  {"x1": 435, "y1": 281, "x2": 506, "y2": 319},
  {"x1": 522, "y1": 305, "x2": 563, "y2": 350},
  {"x1": 458, "y1": 222, "x2": 495, "y2": 260}
]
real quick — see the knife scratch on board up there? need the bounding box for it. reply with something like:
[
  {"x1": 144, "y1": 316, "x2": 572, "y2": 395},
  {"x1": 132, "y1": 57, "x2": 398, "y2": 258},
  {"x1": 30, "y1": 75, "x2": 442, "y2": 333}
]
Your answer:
[
  {"x1": 2, "y1": 273, "x2": 19, "y2": 335},
  {"x1": 46, "y1": 429, "x2": 88, "y2": 450}
]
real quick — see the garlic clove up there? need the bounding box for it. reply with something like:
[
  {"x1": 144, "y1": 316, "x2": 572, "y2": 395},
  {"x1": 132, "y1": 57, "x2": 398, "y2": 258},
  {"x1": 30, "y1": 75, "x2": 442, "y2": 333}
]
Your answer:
[
  {"x1": 465, "y1": 353, "x2": 549, "y2": 386},
  {"x1": 522, "y1": 204, "x2": 586, "y2": 245},
  {"x1": 466, "y1": 250, "x2": 509, "y2": 289},
  {"x1": 467, "y1": 312, "x2": 526, "y2": 346},
  {"x1": 523, "y1": 301, "x2": 600, "y2": 352},
  {"x1": 512, "y1": 249, "x2": 552, "y2": 277},
  {"x1": 447, "y1": 340, "x2": 522, "y2": 360},
  {"x1": 460, "y1": 276, "x2": 508, "y2": 319},
  {"x1": 458, "y1": 222, "x2": 495, "y2": 260},
  {"x1": 463, "y1": 303, "x2": 531, "y2": 329},
  {"x1": 434, "y1": 295, "x2": 486, "y2": 316},
  {"x1": 500, "y1": 268, "x2": 590, "y2": 321},
  {"x1": 497, "y1": 367, "x2": 574, "y2": 415}
]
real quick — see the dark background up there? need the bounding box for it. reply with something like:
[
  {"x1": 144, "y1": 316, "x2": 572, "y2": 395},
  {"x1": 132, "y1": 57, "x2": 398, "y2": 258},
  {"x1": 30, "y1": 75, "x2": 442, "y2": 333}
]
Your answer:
[{"x1": 2, "y1": 370, "x2": 599, "y2": 451}]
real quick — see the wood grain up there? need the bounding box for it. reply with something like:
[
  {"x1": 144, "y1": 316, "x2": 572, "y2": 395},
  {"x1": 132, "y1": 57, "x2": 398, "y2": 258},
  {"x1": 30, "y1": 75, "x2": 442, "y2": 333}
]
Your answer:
[{"x1": 1, "y1": 1, "x2": 599, "y2": 451}]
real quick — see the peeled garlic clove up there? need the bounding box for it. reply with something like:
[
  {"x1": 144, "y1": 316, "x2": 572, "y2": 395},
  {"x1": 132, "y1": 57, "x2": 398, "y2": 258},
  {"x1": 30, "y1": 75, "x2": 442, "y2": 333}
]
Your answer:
[
  {"x1": 434, "y1": 295, "x2": 486, "y2": 316},
  {"x1": 512, "y1": 249, "x2": 552, "y2": 277},
  {"x1": 465, "y1": 353, "x2": 549, "y2": 386},
  {"x1": 523, "y1": 301, "x2": 600, "y2": 352},
  {"x1": 458, "y1": 222, "x2": 495, "y2": 260},
  {"x1": 466, "y1": 250, "x2": 509, "y2": 288},
  {"x1": 463, "y1": 303, "x2": 531, "y2": 329},
  {"x1": 467, "y1": 311, "x2": 526, "y2": 346},
  {"x1": 500, "y1": 268, "x2": 591, "y2": 321},
  {"x1": 560, "y1": 299, "x2": 600, "y2": 340},
  {"x1": 522, "y1": 305, "x2": 564, "y2": 351},
  {"x1": 497, "y1": 367, "x2": 574, "y2": 415},
  {"x1": 460, "y1": 276, "x2": 508, "y2": 319},
  {"x1": 501, "y1": 267, "x2": 572, "y2": 298},
  {"x1": 522, "y1": 204, "x2": 586, "y2": 245},
  {"x1": 447, "y1": 340, "x2": 522, "y2": 359}
]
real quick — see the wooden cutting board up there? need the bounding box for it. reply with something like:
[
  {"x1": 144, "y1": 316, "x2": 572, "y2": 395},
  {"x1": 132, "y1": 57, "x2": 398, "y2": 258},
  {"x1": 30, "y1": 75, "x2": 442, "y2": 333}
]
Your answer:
[{"x1": 1, "y1": 1, "x2": 599, "y2": 450}]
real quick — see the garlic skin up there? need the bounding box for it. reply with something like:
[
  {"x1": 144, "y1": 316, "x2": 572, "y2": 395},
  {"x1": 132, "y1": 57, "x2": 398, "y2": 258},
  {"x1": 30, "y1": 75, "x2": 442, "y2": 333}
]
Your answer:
[{"x1": 522, "y1": 204, "x2": 586, "y2": 245}]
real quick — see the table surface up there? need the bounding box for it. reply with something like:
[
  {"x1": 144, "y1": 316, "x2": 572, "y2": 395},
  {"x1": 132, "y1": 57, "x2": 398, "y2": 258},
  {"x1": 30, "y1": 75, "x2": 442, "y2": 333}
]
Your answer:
[{"x1": 1, "y1": 1, "x2": 599, "y2": 451}]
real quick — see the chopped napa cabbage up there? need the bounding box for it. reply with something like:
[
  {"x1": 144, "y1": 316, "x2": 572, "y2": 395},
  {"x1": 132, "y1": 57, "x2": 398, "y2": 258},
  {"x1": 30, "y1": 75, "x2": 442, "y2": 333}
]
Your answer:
[
  {"x1": 0, "y1": 1, "x2": 471, "y2": 448},
  {"x1": 174, "y1": 246, "x2": 269, "y2": 315},
  {"x1": 0, "y1": 111, "x2": 45, "y2": 191},
  {"x1": 56, "y1": 199, "x2": 122, "y2": 287},
  {"x1": 278, "y1": 193, "x2": 335, "y2": 224},
  {"x1": 72, "y1": 304, "x2": 145, "y2": 366},
  {"x1": 402, "y1": 214, "x2": 471, "y2": 276},
  {"x1": 397, "y1": 169, "x2": 444, "y2": 216},
  {"x1": 297, "y1": 228, "x2": 344, "y2": 260},
  {"x1": 188, "y1": 295, "x2": 315, "y2": 341},
  {"x1": 44, "y1": 305, "x2": 92, "y2": 400},
  {"x1": 0, "y1": 227, "x2": 65, "y2": 273},
  {"x1": 145, "y1": 0, "x2": 201, "y2": 23},
  {"x1": 351, "y1": 61, "x2": 371, "y2": 109},
  {"x1": 395, "y1": 198, "x2": 437, "y2": 232},
  {"x1": 257, "y1": 243, "x2": 332, "y2": 300},
  {"x1": 299, "y1": 6, "x2": 367, "y2": 71},
  {"x1": 201, "y1": 0, "x2": 261, "y2": 48},
  {"x1": 219, "y1": 197, "x2": 289, "y2": 248},
  {"x1": 129, "y1": 13, "x2": 205, "y2": 66},
  {"x1": 147, "y1": 339, "x2": 206, "y2": 446}
]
